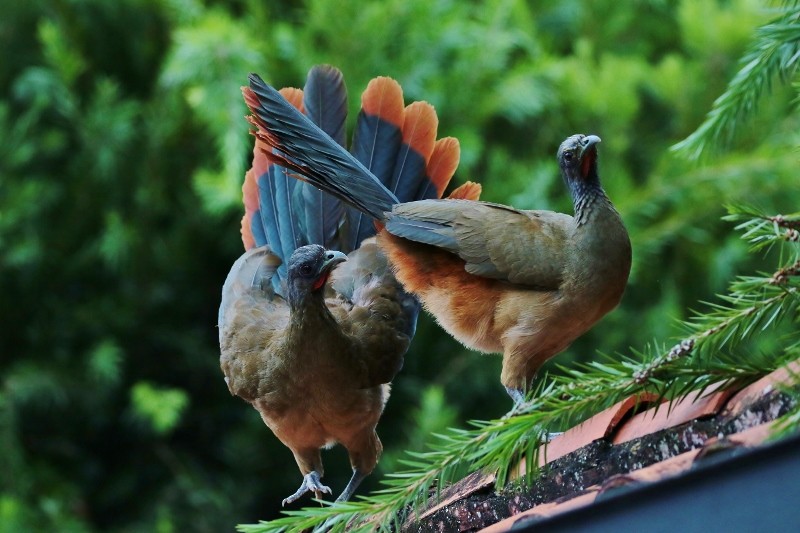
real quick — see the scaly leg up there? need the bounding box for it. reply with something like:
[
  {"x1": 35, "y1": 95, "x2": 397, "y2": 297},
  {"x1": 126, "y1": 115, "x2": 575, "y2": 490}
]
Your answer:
[
  {"x1": 282, "y1": 471, "x2": 332, "y2": 506},
  {"x1": 505, "y1": 386, "x2": 526, "y2": 406},
  {"x1": 503, "y1": 386, "x2": 562, "y2": 442},
  {"x1": 336, "y1": 429, "x2": 381, "y2": 502},
  {"x1": 336, "y1": 468, "x2": 368, "y2": 502}
]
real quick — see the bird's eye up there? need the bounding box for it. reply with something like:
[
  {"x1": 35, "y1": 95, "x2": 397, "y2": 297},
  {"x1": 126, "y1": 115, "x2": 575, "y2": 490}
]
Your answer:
[
  {"x1": 299, "y1": 264, "x2": 314, "y2": 277},
  {"x1": 564, "y1": 151, "x2": 574, "y2": 162}
]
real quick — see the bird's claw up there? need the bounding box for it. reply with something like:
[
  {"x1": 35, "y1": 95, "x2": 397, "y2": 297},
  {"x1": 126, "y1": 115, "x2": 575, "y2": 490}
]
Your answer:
[
  {"x1": 282, "y1": 471, "x2": 332, "y2": 506},
  {"x1": 502, "y1": 387, "x2": 562, "y2": 442},
  {"x1": 502, "y1": 386, "x2": 528, "y2": 418},
  {"x1": 544, "y1": 431, "x2": 563, "y2": 443}
]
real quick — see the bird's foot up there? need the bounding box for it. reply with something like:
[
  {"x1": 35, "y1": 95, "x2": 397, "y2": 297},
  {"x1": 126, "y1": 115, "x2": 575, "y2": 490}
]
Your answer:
[
  {"x1": 505, "y1": 386, "x2": 527, "y2": 405},
  {"x1": 542, "y1": 431, "x2": 563, "y2": 443},
  {"x1": 503, "y1": 387, "x2": 562, "y2": 441},
  {"x1": 282, "y1": 471, "x2": 332, "y2": 506},
  {"x1": 502, "y1": 387, "x2": 527, "y2": 418}
]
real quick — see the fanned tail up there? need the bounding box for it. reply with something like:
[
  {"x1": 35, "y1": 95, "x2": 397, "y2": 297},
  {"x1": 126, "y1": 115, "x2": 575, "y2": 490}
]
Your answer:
[
  {"x1": 241, "y1": 87, "x2": 305, "y2": 290},
  {"x1": 347, "y1": 77, "x2": 405, "y2": 251},
  {"x1": 298, "y1": 65, "x2": 347, "y2": 251},
  {"x1": 243, "y1": 70, "x2": 467, "y2": 256},
  {"x1": 446, "y1": 181, "x2": 482, "y2": 201},
  {"x1": 390, "y1": 101, "x2": 437, "y2": 202},
  {"x1": 418, "y1": 137, "x2": 461, "y2": 200},
  {"x1": 244, "y1": 73, "x2": 398, "y2": 222}
]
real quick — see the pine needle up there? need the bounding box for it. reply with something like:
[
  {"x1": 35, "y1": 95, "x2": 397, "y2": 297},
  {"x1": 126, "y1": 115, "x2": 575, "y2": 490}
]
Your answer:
[
  {"x1": 672, "y1": 3, "x2": 800, "y2": 159},
  {"x1": 238, "y1": 205, "x2": 799, "y2": 532}
]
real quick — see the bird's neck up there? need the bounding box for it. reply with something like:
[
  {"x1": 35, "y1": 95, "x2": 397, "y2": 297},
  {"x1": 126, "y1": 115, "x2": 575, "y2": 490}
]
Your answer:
[
  {"x1": 288, "y1": 289, "x2": 333, "y2": 321},
  {"x1": 566, "y1": 180, "x2": 631, "y2": 301},
  {"x1": 288, "y1": 290, "x2": 339, "y2": 334},
  {"x1": 285, "y1": 290, "x2": 351, "y2": 368},
  {"x1": 571, "y1": 181, "x2": 613, "y2": 226}
]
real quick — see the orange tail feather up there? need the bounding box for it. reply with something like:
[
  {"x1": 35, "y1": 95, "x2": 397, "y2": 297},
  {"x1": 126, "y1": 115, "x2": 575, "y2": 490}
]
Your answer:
[
  {"x1": 401, "y1": 102, "x2": 437, "y2": 164},
  {"x1": 447, "y1": 181, "x2": 482, "y2": 201},
  {"x1": 361, "y1": 77, "x2": 404, "y2": 128},
  {"x1": 240, "y1": 86, "x2": 306, "y2": 250},
  {"x1": 240, "y1": 143, "x2": 265, "y2": 250},
  {"x1": 279, "y1": 87, "x2": 305, "y2": 113},
  {"x1": 427, "y1": 137, "x2": 460, "y2": 198}
]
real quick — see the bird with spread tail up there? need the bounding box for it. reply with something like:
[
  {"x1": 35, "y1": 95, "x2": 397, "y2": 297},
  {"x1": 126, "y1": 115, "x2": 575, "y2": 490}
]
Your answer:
[
  {"x1": 219, "y1": 65, "x2": 479, "y2": 505},
  {"x1": 243, "y1": 72, "x2": 632, "y2": 405}
]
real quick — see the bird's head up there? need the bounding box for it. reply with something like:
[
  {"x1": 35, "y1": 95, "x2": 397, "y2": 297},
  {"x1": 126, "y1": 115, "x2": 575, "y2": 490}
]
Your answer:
[
  {"x1": 287, "y1": 245, "x2": 347, "y2": 302},
  {"x1": 557, "y1": 134, "x2": 602, "y2": 190}
]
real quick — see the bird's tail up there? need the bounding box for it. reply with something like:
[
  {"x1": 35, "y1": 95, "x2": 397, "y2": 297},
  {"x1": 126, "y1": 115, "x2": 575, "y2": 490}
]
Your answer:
[
  {"x1": 243, "y1": 68, "x2": 461, "y2": 253},
  {"x1": 240, "y1": 66, "x2": 347, "y2": 287}
]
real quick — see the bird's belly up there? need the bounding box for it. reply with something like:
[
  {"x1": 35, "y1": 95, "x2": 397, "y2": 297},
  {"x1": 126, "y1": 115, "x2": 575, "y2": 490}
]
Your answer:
[
  {"x1": 421, "y1": 283, "x2": 504, "y2": 354},
  {"x1": 380, "y1": 235, "x2": 503, "y2": 352},
  {"x1": 254, "y1": 380, "x2": 386, "y2": 444}
]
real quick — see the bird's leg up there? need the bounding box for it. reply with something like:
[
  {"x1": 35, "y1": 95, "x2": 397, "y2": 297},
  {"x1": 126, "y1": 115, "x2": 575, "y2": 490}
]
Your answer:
[
  {"x1": 282, "y1": 471, "x2": 332, "y2": 506},
  {"x1": 500, "y1": 345, "x2": 537, "y2": 415},
  {"x1": 502, "y1": 386, "x2": 530, "y2": 420},
  {"x1": 503, "y1": 387, "x2": 562, "y2": 442},
  {"x1": 501, "y1": 347, "x2": 560, "y2": 433},
  {"x1": 312, "y1": 470, "x2": 366, "y2": 533},
  {"x1": 336, "y1": 468, "x2": 368, "y2": 502},
  {"x1": 505, "y1": 386, "x2": 526, "y2": 406},
  {"x1": 336, "y1": 430, "x2": 380, "y2": 502}
]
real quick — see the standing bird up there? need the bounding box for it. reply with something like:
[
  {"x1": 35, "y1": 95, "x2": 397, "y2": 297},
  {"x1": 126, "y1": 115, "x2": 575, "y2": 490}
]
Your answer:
[
  {"x1": 243, "y1": 73, "x2": 632, "y2": 404},
  {"x1": 219, "y1": 66, "x2": 469, "y2": 504}
]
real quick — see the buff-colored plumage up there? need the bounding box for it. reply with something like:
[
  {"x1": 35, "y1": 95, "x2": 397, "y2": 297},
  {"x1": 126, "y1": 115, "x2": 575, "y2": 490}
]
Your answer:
[
  {"x1": 221, "y1": 66, "x2": 463, "y2": 505},
  {"x1": 219, "y1": 244, "x2": 407, "y2": 503},
  {"x1": 241, "y1": 78, "x2": 632, "y2": 402},
  {"x1": 378, "y1": 191, "x2": 630, "y2": 389}
]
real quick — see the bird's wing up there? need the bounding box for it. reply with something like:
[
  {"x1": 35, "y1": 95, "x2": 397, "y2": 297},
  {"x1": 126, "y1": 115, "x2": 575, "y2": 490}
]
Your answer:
[
  {"x1": 244, "y1": 73, "x2": 398, "y2": 221},
  {"x1": 329, "y1": 238, "x2": 417, "y2": 387},
  {"x1": 219, "y1": 246, "x2": 289, "y2": 400},
  {"x1": 385, "y1": 200, "x2": 574, "y2": 289}
]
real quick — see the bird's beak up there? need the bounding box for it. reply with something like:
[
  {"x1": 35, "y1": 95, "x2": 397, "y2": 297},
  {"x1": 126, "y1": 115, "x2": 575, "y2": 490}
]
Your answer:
[
  {"x1": 312, "y1": 250, "x2": 347, "y2": 291},
  {"x1": 579, "y1": 135, "x2": 601, "y2": 178},
  {"x1": 578, "y1": 135, "x2": 601, "y2": 160},
  {"x1": 320, "y1": 250, "x2": 347, "y2": 273}
]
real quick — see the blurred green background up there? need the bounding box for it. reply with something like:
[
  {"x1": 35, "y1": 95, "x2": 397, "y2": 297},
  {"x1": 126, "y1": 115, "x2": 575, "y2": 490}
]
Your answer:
[{"x1": 2, "y1": 0, "x2": 798, "y2": 531}]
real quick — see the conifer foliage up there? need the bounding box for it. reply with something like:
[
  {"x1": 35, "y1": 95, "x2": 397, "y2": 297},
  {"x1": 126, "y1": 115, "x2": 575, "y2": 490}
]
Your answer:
[{"x1": 2, "y1": 1, "x2": 800, "y2": 531}]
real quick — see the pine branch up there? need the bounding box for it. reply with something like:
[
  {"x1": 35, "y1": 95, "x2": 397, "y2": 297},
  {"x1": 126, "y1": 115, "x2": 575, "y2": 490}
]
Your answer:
[
  {"x1": 238, "y1": 207, "x2": 800, "y2": 532},
  {"x1": 672, "y1": 4, "x2": 800, "y2": 159}
]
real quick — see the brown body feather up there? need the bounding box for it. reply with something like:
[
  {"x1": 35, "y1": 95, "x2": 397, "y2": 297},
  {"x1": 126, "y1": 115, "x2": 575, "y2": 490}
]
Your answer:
[
  {"x1": 242, "y1": 73, "x2": 629, "y2": 401},
  {"x1": 378, "y1": 195, "x2": 630, "y2": 389},
  {"x1": 219, "y1": 242, "x2": 410, "y2": 501},
  {"x1": 222, "y1": 67, "x2": 463, "y2": 504}
]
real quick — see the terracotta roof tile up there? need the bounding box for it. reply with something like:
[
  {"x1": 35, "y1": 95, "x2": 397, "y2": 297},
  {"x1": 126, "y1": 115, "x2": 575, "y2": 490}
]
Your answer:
[
  {"x1": 724, "y1": 360, "x2": 800, "y2": 417},
  {"x1": 612, "y1": 384, "x2": 734, "y2": 444},
  {"x1": 533, "y1": 392, "x2": 658, "y2": 468},
  {"x1": 476, "y1": 420, "x2": 782, "y2": 532},
  {"x1": 476, "y1": 489, "x2": 599, "y2": 533},
  {"x1": 406, "y1": 359, "x2": 799, "y2": 532},
  {"x1": 416, "y1": 470, "x2": 496, "y2": 521}
]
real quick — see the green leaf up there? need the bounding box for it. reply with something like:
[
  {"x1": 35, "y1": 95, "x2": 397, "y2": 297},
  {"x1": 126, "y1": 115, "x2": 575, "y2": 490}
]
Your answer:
[{"x1": 130, "y1": 382, "x2": 189, "y2": 435}]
